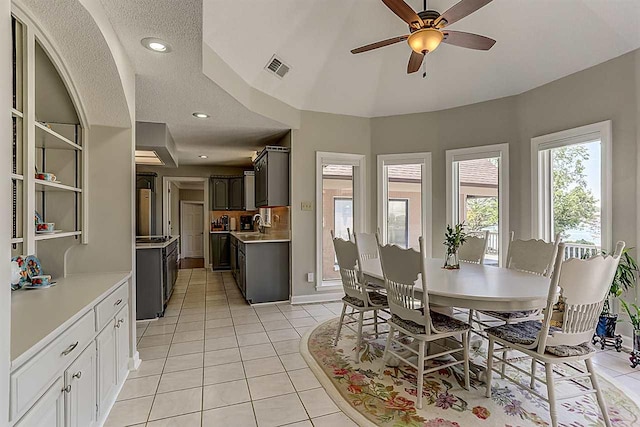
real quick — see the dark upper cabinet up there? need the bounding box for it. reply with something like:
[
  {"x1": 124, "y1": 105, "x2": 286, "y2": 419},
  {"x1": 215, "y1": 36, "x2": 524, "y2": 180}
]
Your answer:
[
  {"x1": 211, "y1": 176, "x2": 246, "y2": 211},
  {"x1": 212, "y1": 178, "x2": 229, "y2": 210},
  {"x1": 254, "y1": 147, "x2": 289, "y2": 208},
  {"x1": 229, "y1": 177, "x2": 244, "y2": 210}
]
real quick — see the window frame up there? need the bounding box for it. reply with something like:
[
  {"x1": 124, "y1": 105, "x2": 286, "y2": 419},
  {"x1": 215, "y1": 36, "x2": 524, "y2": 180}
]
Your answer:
[
  {"x1": 316, "y1": 152, "x2": 366, "y2": 290},
  {"x1": 446, "y1": 143, "x2": 509, "y2": 266},
  {"x1": 377, "y1": 153, "x2": 432, "y2": 256},
  {"x1": 531, "y1": 120, "x2": 612, "y2": 251}
]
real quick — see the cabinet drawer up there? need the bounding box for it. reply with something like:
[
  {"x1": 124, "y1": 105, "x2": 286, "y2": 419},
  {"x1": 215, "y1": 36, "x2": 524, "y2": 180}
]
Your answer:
[
  {"x1": 95, "y1": 283, "x2": 128, "y2": 332},
  {"x1": 11, "y1": 310, "x2": 95, "y2": 421}
]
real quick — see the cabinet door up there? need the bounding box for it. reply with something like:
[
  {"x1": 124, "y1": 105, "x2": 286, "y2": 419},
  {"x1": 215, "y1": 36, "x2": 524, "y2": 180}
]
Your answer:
[
  {"x1": 255, "y1": 157, "x2": 268, "y2": 207},
  {"x1": 238, "y1": 251, "x2": 246, "y2": 297},
  {"x1": 15, "y1": 377, "x2": 64, "y2": 427},
  {"x1": 65, "y1": 342, "x2": 97, "y2": 427},
  {"x1": 212, "y1": 178, "x2": 229, "y2": 210},
  {"x1": 230, "y1": 241, "x2": 237, "y2": 278},
  {"x1": 229, "y1": 177, "x2": 244, "y2": 210},
  {"x1": 219, "y1": 234, "x2": 231, "y2": 268},
  {"x1": 96, "y1": 319, "x2": 118, "y2": 416},
  {"x1": 116, "y1": 306, "x2": 130, "y2": 384},
  {"x1": 211, "y1": 234, "x2": 221, "y2": 269}
]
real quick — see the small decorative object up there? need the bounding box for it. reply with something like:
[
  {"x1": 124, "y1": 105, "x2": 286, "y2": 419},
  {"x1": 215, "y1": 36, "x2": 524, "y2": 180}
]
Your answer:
[
  {"x1": 24, "y1": 274, "x2": 53, "y2": 289},
  {"x1": 443, "y1": 223, "x2": 467, "y2": 270},
  {"x1": 24, "y1": 255, "x2": 42, "y2": 279},
  {"x1": 34, "y1": 210, "x2": 44, "y2": 225},
  {"x1": 10, "y1": 258, "x2": 25, "y2": 290},
  {"x1": 35, "y1": 172, "x2": 57, "y2": 182},
  {"x1": 36, "y1": 222, "x2": 55, "y2": 233},
  {"x1": 620, "y1": 299, "x2": 640, "y2": 368},
  {"x1": 591, "y1": 248, "x2": 638, "y2": 351}
]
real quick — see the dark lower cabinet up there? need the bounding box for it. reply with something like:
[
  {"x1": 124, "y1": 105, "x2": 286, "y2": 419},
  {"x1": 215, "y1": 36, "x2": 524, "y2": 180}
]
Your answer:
[
  {"x1": 211, "y1": 233, "x2": 231, "y2": 270},
  {"x1": 230, "y1": 235, "x2": 289, "y2": 303}
]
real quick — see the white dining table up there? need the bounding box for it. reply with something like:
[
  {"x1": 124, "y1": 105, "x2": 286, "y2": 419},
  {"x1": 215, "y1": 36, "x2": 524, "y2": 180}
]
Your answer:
[{"x1": 361, "y1": 257, "x2": 553, "y2": 312}]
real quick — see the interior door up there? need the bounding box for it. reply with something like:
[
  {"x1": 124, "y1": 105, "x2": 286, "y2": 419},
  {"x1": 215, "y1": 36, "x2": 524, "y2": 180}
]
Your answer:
[{"x1": 182, "y1": 203, "x2": 204, "y2": 258}]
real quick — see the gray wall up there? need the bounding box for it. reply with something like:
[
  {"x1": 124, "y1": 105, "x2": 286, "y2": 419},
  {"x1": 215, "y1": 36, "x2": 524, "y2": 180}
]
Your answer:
[{"x1": 290, "y1": 111, "x2": 371, "y2": 297}]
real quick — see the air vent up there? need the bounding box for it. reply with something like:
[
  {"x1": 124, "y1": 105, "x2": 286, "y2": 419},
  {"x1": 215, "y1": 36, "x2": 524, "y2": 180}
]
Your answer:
[{"x1": 265, "y1": 55, "x2": 290, "y2": 78}]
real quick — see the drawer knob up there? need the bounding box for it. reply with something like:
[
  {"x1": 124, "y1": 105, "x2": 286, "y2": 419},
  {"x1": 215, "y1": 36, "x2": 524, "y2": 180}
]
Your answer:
[
  {"x1": 72, "y1": 371, "x2": 82, "y2": 380},
  {"x1": 115, "y1": 318, "x2": 124, "y2": 328},
  {"x1": 61, "y1": 341, "x2": 79, "y2": 357},
  {"x1": 114, "y1": 298, "x2": 123, "y2": 306},
  {"x1": 62, "y1": 385, "x2": 71, "y2": 393}
]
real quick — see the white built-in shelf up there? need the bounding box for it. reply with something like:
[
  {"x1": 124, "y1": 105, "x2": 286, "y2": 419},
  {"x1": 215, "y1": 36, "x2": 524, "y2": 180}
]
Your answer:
[
  {"x1": 10, "y1": 238, "x2": 23, "y2": 244},
  {"x1": 11, "y1": 174, "x2": 24, "y2": 181},
  {"x1": 35, "y1": 122, "x2": 82, "y2": 151},
  {"x1": 35, "y1": 179, "x2": 82, "y2": 193},
  {"x1": 11, "y1": 108, "x2": 23, "y2": 118},
  {"x1": 34, "y1": 231, "x2": 82, "y2": 241}
]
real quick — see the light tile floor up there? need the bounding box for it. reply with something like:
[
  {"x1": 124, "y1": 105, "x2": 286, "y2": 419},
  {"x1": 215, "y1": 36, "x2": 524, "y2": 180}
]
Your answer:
[
  {"x1": 106, "y1": 268, "x2": 357, "y2": 427},
  {"x1": 107, "y1": 268, "x2": 640, "y2": 427}
]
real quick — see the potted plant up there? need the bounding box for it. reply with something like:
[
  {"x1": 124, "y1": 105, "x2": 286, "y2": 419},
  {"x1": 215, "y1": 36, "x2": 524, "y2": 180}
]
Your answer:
[
  {"x1": 595, "y1": 248, "x2": 638, "y2": 341},
  {"x1": 443, "y1": 223, "x2": 467, "y2": 269},
  {"x1": 619, "y1": 299, "x2": 640, "y2": 368}
]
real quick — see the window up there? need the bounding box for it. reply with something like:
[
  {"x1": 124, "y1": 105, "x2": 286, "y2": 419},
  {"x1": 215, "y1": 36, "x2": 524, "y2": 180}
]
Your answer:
[
  {"x1": 316, "y1": 152, "x2": 366, "y2": 288},
  {"x1": 446, "y1": 144, "x2": 509, "y2": 266},
  {"x1": 532, "y1": 121, "x2": 611, "y2": 258},
  {"x1": 377, "y1": 153, "x2": 432, "y2": 253}
]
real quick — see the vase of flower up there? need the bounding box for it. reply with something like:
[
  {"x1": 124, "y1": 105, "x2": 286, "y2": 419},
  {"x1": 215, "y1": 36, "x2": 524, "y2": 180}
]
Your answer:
[{"x1": 443, "y1": 223, "x2": 467, "y2": 270}]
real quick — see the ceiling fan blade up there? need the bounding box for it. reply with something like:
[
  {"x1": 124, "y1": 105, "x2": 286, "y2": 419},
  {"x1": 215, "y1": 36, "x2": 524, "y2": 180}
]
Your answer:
[
  {"x1": 381, "y1": 0, "x2": 423, "y2": 29},
  {"x1": 407, "y1": 51, "x2": 424, "y2": 74},
  {"x1": 437, "y1": 0, "x2": 492, "y2": 27},
  {"x1": 442, "y1": 30, "x2": 496, "y2": 50},
  {"x1": 351, "y1": 35, "x2": 409, "y2": 54}
]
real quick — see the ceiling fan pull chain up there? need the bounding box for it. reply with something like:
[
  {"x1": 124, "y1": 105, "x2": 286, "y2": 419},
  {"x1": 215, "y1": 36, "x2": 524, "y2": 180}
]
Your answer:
[{"x1": 422, "y1": 57, "x2": 427, "y2": 78}]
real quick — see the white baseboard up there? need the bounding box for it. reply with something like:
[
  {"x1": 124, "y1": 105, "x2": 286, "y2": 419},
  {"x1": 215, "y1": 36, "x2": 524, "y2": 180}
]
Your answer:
[
  {"x1": 129, "y1": 351, "x2": 141, "y2": 370},
  {"x1": 291, "y1": 292, "x2": 344, "y2": 305}
]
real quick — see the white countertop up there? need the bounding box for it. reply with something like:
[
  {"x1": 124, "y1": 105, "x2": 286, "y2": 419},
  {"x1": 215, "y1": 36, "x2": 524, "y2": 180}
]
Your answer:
[
  {"x1": 11, "y1": 271, "x2": 131, "y2": 366},
  {"x1": 231, "y1": 231, "x2": 291, "y2": 243},
  {"x1": 210, "y1": 230, "x2": 230, "y2": 234},
  {"x1": 135, "y1": 235, "x2": 179, "y2": 249}
]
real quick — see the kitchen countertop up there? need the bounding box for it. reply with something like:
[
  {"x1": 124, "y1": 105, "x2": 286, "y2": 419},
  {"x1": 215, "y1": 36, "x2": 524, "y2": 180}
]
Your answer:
[
  {"x1": 231, "y1": 231, "x2": 291, "y2": 243},
  {"x1": 11, "y1": 271, "x2": 131, "y2": 367},
  {"x1": 210, "y1": 230, "x2": 230, "y2": 234},
  {"x1": 136, "y1": 235, "x2": 179, "y2": 249}
]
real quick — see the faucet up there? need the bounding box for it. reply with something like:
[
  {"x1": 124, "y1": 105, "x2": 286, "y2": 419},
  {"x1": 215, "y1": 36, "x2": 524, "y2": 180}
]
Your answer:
[{"x1": 252, "y1": 213, "x2": 265, "y2": 234}]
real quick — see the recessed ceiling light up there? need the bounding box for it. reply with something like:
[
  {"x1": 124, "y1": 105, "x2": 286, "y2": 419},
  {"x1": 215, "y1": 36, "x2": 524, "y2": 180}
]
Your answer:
[
  {"x1": 192, "y1": 112, "x2": 210, "y2": 119},
  {"x1": 199, "y1": 155, "x2": 208, "y2": 159},
  {"x1": 141, "y1": 37, "x2": 172, "y2": 53}
]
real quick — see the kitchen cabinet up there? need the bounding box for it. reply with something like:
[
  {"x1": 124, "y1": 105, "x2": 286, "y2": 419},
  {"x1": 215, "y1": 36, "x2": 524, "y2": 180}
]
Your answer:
[
  {"x1": 230, "y1": 237, "x2": 238, "y2": 280},
  {"x1": 211, "y1": 176, "x2": 246, "y2": 210},
  {"x1": 116, "y1": 306, "x2": 130, "y2": 384},
  {"x1": 254, "y1": 147, "x2": 290, "y2": 207},
  {"x1": 15, "y1": 378, "x2": 65, "y2": 427},
  {"x1": 96, "y1": 319, "x2": 117, "y2": 417},
  {"x1": 231, "y1": 234, "x2": 289, "y2": 303},
  {"x1": 244, "y1": 171, "x2": 256, "y2": 211},
  {"x1": 211, "y1": 178, "x2": 229, "y2": 210},
  {"x1": 64, "y1": 342, "x2": 97, "y2": 427},
  {"x1": 211, "y1": 233, "x2": 231, "y2": 270}
]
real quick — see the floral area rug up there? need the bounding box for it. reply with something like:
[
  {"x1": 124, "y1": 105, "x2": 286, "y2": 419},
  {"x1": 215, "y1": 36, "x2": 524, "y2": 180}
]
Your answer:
[{"x1": 303, "y1": 318, "x2": 640, "y2": 427}]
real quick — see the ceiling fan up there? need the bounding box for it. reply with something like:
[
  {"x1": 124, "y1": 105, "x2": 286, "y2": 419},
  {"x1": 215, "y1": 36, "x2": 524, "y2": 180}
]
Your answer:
[{"x1": 351, "y1": 0, "x2": 496, "y2": 75}]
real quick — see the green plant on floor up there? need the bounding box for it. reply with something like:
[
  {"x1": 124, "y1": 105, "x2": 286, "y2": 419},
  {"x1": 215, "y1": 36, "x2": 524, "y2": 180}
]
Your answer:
[
  {"x1": 604, "y1": 248, "x2": 638, "y2": 316},
  {"x1": 620, "y1": 299, "x2": 640, "y2": 330}
]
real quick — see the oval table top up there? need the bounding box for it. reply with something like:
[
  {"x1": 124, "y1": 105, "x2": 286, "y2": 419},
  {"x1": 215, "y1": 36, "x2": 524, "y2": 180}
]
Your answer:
[{"x1": 361, "y1": 258, "x2": 554, "y2": 312}]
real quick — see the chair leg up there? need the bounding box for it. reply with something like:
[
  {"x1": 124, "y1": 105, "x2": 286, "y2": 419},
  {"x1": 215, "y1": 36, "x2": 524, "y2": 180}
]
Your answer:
[
  {"x1": 485, "y1": 337, "x2": 495, "y2": 398},
  {"x1": 501, "y1": 349, "x2": 508, "y2": 378},
  {"x1": 545, "y1": 363, "x2": 558, "y2": 427},
  {"x1": 463, "y1": 331, "x2": 470, "y2": 390},
  {"x1": 355, "y1": 311, "x2": 364, "y2": 363},
  {"x1": 374, "y1": 309, "x2": 379, "y2": 337},
  {"x1": 530, "y1": 358, "x2": 537, "y2": 390},
  {"x1": 334, "y1": 304, "x2": 347, "y2": 346},
  {"x1": 379, "y1": 324, "x2": 394, "y2": 376},
  {"x1": 586, "y1": 358, "x2": 612, "y2": 427},
  {"x1": 416, "y1": 340, "x2": 425, "y2": 410},
  {"x1": 468, "y1": 309, "x2": 474, "y2": 326}
]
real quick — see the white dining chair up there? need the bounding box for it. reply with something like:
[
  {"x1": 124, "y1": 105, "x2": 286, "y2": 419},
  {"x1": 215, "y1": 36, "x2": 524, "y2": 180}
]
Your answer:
[
  {"x1": 353, "y1": 231, "x2": 384, "y2": 288},
  {"x1": 331, "y1": 233, "x2": 389, "y2": 361},
  {"x1": 377, "y1": 236, "x2": 470, "y2": 409},
  {"x1": 458, "y1": 230, "x2": 489, "y2": 265},
  {"x1": 485, "y1": 241, "x2": 624, "y2": 427}
]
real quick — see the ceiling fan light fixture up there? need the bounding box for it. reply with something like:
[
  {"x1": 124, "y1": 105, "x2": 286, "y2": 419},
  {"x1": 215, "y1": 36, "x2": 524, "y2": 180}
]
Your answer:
[{"x1": 407, "y1": 28, "x2": 443, "y2": 54}]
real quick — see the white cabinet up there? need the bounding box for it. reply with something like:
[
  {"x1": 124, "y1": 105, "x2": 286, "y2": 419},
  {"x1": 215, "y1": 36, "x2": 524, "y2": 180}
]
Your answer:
[
  {"x1": 115, "y1": 305, "x2": 130, "y2": 383},
  {"x1": 65, "y1": 342, "x2": 97, "y2": 427},
  {"x1": 96, "y1": 319, "x2": 118, "y2": 417},
  {"x1": 15, "y1": 378, "x2": 65, "y2": 427}
]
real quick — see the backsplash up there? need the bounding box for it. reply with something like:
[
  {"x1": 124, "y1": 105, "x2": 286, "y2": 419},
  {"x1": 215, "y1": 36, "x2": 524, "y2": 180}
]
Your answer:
[
  {"x1": 210, "y1": 207, "x2": 290, "y2": 233},
  {"x1": 210, "y1": 210, "x2": 257, "y2": 231}
]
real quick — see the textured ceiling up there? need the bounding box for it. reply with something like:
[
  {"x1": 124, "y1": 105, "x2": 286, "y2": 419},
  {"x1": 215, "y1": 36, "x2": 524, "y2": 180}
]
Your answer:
[
  {"x1": 20, "y1": 0, "x2": 130, "y2": 127},
  {"x1": 203, "y1": 0, "x2": 640, "y2": 117},
  {"x1": 99, "y1": 0, "x2": 289, "y2": 167}
]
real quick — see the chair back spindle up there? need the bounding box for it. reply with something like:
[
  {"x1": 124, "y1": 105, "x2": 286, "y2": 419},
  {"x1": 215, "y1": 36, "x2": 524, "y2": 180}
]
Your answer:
[
  {"x1": 506, "y1": 232, "x2": 561, "y2": 277},
  {"x1": 332, "y1": 236, "x2": 368, "y2": 304}
]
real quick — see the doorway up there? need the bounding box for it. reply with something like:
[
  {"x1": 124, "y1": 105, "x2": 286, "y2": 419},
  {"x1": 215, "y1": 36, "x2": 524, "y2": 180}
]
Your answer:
[{"x1": 181, "y1": 201, "x2": 205, "y2": 258}]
